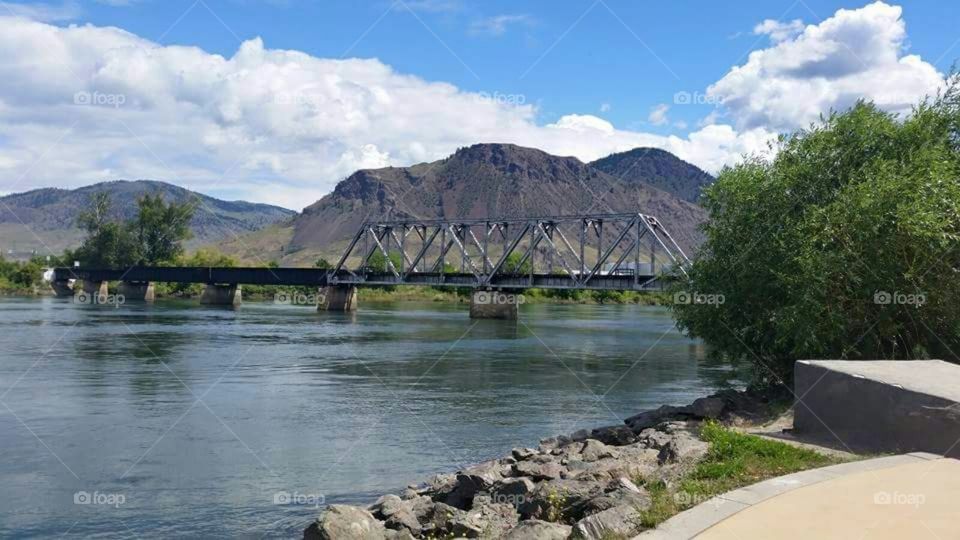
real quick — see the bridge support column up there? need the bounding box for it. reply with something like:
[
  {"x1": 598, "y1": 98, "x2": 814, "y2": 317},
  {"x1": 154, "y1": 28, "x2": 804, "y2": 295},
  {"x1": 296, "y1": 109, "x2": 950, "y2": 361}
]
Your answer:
[
  {"x1": 118, "y1": 281, "x2": 155, "y2": 302},
  {"x1": 74, "y1": 280, "x2": 109, "y2": 304},
  {"x1": 51, "y1": 279, "x2": 74, "y2": 297},
  {"x1": 200, "y1": 283, "x2": 241, "y2": 306},
  {"x1": 318, "y1": 285, "x2": 358, "y2": 312},
  {"x1": 469, "y1": 290, "x2": 519, "y2": 320}
]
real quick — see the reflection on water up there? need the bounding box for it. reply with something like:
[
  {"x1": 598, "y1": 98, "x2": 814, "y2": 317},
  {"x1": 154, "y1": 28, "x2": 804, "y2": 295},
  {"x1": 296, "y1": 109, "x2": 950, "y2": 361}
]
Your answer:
[{"x1": 0, "y1": 297, "x2": 744, "y2": 538}]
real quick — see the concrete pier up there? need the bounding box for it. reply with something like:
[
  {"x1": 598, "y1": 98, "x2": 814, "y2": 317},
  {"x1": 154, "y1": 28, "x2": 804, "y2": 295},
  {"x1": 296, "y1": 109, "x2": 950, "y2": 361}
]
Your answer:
[
  {"x1": 51, "y1": 279, "x2": 74, "y2": 297},
  {"x1": 318, "y1": 285, "x2": 358, "y2": 312},
  {"x1": 469, "y1": 290, "x2": 519, "y2": 320},
  {"x1": 118, "y1": 281, "x2": 155, "y2": 302},
  {"x1": 74, "y1": 279, "x2": 109, "y2": 304},
  {"x1": 794, "y1": 360, "x2": 960, "y2": 457},
  {"x1": 200, "y1": 283, "x2": 241, "y2": 306}
]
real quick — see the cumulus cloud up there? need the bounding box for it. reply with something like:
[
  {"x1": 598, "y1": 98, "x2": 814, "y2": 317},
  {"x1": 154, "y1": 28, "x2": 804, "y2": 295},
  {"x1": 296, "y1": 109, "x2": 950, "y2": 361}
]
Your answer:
[
  {"x1": 753, "y1": 19, "x2": 805, "y2": 43},
  {"x1": 0, "y1": 16, "x2": 776, "y2": 209},
  {"x1": 710, "y1": 1, "x2": 944, "y2": 131},
  {"x1": 2, "y1": 1, "x2": 81, "y2": 22}
]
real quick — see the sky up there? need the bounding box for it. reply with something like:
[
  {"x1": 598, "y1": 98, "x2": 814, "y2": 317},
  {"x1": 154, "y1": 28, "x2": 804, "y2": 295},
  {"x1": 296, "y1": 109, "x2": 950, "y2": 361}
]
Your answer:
[{"x1": 0, "y1": 0, "x2": 957, "y2": 210}]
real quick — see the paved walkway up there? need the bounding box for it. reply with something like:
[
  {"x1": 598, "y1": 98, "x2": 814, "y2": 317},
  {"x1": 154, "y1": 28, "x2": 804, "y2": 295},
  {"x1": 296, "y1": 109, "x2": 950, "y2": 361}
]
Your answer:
[{"x1": 637, "y1": 453, "x2": 960, "y2": 539}]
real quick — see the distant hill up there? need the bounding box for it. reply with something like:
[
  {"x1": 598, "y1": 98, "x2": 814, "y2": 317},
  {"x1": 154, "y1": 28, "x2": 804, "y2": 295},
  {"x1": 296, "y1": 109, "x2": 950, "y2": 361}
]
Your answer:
[
  {"x1": 273, "y1": 143, "x2": 706, "y2": 265},
  {"x1": 0, "y1": 180, "x2": 294, "y2": 258},
  {"x1": 589, "y1": 147, "x2": 715, "y2": 203}
]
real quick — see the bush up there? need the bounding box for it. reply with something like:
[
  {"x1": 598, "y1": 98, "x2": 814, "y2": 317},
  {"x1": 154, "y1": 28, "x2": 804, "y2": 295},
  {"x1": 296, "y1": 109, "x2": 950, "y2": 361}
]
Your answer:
[{"x1": 671, "y1": 78, "x2": 960, "y2": 382}]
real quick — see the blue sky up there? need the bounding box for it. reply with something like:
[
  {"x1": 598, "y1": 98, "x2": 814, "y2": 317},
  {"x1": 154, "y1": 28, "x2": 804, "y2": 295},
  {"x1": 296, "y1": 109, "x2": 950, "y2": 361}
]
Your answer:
[
  {"x1": 0, "y1": 1, "x2": 956, "y2": 207},
  {"x1": 64, "y1": 0, "x2": 960, "y2": 132}
]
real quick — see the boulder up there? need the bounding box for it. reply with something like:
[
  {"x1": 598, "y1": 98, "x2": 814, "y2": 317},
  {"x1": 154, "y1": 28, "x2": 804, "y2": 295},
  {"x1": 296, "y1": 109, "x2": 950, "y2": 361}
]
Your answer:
[
  {"x1": 512, "y1": 447, "x2": 539, "y2": 461},
  {"x1": 504, "y1": 519, "x2": 573, "y2": 539},
  {"x1": 491, "y1": 477, "x2": 537, "y2": 509},
  {"x1": 624, "y1": 397, "x2": 727, "y2": 433},
  {"x1": 579, "y1": 440, "x2": 619, "y2": 462},
  {"x1": 370, "y1": 494, "x2": 404, "y2": 519},
  {"x1": 444, "y1": 460, "x2": 508, "y2": 508},
  {"x1": 589, "y1": 425, "x2": 637, "y2": 446},
  {"x1": 688, "y1": 396, "x2": 725, "y2": 419},
  {"x1": 517, "y1": 478, "x2": 606, "y2": 520},
  {"x1": 657, "y1": 432, "x2": 709, "y2": 465},
  {"x1": 416, "y1": 501, "x2": 467, "y2": 537},
  {"x1": 450, "y1": 501, "x2": 519, "y2": 538},
  {"x1": 571, "y1": 504, "x2": 640, "y2": 540},
  {"x1": 513, "y1": 455, "x2": 564, "y2": 481},
  {"x1": 383, "y1": 530, "x2": 415, "y2": 540},
  {"x1": 305, "y1": 505, "x2": 386, "y2": 540}
]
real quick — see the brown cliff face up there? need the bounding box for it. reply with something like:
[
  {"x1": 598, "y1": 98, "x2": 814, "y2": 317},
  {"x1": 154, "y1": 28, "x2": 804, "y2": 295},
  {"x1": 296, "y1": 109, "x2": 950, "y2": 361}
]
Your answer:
[{"x1": 290, "y1": 143, "x2": 706, "y2": 256}]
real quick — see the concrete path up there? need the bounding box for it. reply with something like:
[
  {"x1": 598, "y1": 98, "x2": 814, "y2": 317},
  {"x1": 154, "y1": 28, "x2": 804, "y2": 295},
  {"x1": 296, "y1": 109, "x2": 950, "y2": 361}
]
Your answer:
[{"x1": 637, "y1": 453, "x2": 960, "y2": 539}]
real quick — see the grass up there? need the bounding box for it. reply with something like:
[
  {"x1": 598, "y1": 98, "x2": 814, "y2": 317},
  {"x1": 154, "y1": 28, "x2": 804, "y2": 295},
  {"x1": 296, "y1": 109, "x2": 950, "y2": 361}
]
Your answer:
[{"x1": 638, "y1": 421, "x2": 843, "y2": 528}]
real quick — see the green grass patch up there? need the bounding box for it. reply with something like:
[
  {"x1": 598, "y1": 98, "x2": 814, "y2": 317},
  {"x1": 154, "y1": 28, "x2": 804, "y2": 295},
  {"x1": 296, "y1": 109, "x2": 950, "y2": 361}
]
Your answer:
[{"x1": 639, "y1": 421, "x2": 842, "y2": 528}]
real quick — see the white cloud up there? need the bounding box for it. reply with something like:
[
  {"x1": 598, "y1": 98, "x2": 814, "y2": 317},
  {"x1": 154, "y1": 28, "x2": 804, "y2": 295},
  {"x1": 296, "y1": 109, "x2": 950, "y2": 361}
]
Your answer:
[
  {"x1": 599, "y1": 103, "x2": 611, "y2": 113},
  {"x1": 469, "y1": 14, "x2": 533, "y2": 37},
  {"x1": 710, "y1": 1, "x2": 944, "y2": 131},
  {"x1": 0, "y1": 16, "x2": 775, "y2": 209},
  {"x1": 753, "y1": 19, "x2": 804, "y2": 43},
  {"x1": 648, "y1": 104, "x2": 670, "y2": 126}
]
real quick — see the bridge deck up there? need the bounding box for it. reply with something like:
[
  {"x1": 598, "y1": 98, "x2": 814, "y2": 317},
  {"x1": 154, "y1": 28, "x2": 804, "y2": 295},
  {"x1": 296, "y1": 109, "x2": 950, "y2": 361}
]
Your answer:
[{"x1": 53, "y1": 266, "x2": 663, "y2": 291}]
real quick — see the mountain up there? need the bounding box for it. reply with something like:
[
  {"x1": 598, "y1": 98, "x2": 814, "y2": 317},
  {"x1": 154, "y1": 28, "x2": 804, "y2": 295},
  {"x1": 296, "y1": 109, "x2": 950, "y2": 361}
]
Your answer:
[
  {"x1": 275, "y1": 143, "x2": 706, "y2": 264},
  {"x1": 589, "y1": 147, "x2": 715, "y2": 203},
  {"x1": 0, "y1": 180, "x2": 295, "y2": 257}
]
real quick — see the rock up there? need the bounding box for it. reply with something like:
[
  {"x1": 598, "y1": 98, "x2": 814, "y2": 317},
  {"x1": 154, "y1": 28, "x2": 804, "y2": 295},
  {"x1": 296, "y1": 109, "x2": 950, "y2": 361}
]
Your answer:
[
  {"x1": 370, "y1": 494, "x2": 403, "y2": 519},
  {"x1": 538, "y1": 435, "x2": 573, "y2": 453},
  {"x1": 571, "y1": 504, "x2": 640, "y2": 540},
  {"x1": 657, "y1": 432, "x2": 709, "y2": 465},
  {"x1": 451, "y1": 502, "x2": 519, "y2": 538},
  {"x1": 579, "y1": 440, "x2": 618, "y2": 462},
  {"x1": 570, "y1": 428, "x2": 591, "y2": 442},
  {"x1": 637, "y1": 428, "x2": 673, "y2": 450},
  {"x1": 518, "y1": 478, "x2": 606, "y2": 520},
  {"x1": 688, "y1": 396, "x2": 726, "y2": 419},
  {"x1": 624, "y1": 405, "x2": 686, "y2": 432},
  {"x1": 513, "y1": 459, "x2": 564, "y2": 481},
  {"x1": 445, "y1": 461, "x2": 508, "y2": 508},
  {"x1": 512, "y1": 447, "x2": 538, "y2": 461},
  {"x1": 384, "y1": 509, "x2": 421, "y2": 536},
  {"x1": 383, "y1": 529, "x2": 416, "y2": 540},
  {"x1": 491, "y1": 477, "x2": 537, "y2": 508},
  {"x1": 589, "y1": 425, "x2": 637, "y2": 446},
  {"x1": 306, "y1": 505, "x2": 387, "y2": 540},
  {"x1": 504, "y1": 519, "x2": 573, "y2": 539},
  {"x1": 616, "y1": 476, "x2": 643, "y2": 494},
  {"x1": 417, "y1": 502, "x2": 466, "y2": 537}
]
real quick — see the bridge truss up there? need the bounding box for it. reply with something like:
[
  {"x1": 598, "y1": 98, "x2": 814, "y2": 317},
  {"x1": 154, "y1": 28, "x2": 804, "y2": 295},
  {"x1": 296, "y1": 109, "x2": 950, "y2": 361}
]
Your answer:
[{"x1": 329, "y1": 213, "x2": 690, "y2": 291}]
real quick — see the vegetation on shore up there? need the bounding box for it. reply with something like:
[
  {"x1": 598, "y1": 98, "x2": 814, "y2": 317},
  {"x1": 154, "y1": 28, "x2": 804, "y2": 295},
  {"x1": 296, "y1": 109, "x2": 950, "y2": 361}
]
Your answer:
[
  {"x1": 672, "y1": 76, "x2": 960, "y2": 382},
  {"x1": 638, "y1": 421, "x2": 841, "y2": 527}
]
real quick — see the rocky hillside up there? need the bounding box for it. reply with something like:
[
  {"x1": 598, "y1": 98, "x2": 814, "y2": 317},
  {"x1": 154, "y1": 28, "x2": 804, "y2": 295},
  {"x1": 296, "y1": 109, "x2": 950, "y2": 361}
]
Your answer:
[
  {"x1": 589, "y1": 148, "x2": 715, "y2": 203},
  {"x1": 0, "y1": 180, "x2": 294, "y2": 256},
  {"x1": 288, "y1": 144, "x2": 706, "y2": 260}
]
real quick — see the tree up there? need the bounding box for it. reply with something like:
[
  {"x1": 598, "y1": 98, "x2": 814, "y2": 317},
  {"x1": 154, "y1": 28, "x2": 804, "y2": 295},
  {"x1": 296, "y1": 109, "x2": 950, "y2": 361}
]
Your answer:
[
  {"x1": 131, "y1": 193, "x2": 196, "y2": 265},
  {"x1": 73, "y1": 193, "x2": 138, "y2": 267},
  {"x1": 314, "y1": 257, "x2": 332, "y2": 269},
  {"x1": 671, "y1": 78, "x2": 960, "y2": 383}
]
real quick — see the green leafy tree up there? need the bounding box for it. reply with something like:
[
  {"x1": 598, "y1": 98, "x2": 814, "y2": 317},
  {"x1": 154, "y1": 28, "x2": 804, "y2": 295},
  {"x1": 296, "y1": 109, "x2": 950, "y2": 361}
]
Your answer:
[
  {"x1": 73, "y1": 193, "x2": 138, "y2": 267},
  {"x1": 366, "y1": 251, "x2": 402, "y2": 273},
  {"x1": 132, "y1": 194, "x2": 196, "y2": 265},
  {"x1": 501, "y1": 252, "x2": 531, "y2": 274},
  {"x1": 314, "y1": 257, "x2": 332, "y2": 269},
  {"x1": 671, "y1": 79, "x2": 960, "y2": 383}
]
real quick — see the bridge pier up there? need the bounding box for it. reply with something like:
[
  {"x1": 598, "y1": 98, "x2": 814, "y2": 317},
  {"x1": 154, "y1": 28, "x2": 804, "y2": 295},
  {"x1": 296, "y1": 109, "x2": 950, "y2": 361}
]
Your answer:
[
  {"x1": 74, "y1": 280, "x2": 109, "y2": 304},
  {"x1": 51, "y1": 279, "x2": 74, "y2": 297},
  {"x1": 318, "y1": 285, "x2": 358, "y2": 312},
  {"x1": 200, "y1": 283, "x2": 241, "y2": 306},
  {"x1": 118, "y1": 281, "x2": 155, "y2": 302},
  {"x1": 469, "y1": 290, "x2": 519, "y2": 320}
]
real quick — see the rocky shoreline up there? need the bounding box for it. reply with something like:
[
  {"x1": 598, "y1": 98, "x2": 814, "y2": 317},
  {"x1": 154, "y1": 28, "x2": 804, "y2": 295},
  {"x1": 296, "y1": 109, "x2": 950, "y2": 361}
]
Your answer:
[{"x1": 304, "y1": 388, "x2": 785, "y2": 540}]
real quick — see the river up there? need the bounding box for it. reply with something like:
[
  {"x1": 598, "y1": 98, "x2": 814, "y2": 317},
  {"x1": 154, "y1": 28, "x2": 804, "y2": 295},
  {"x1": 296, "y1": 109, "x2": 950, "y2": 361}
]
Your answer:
[{"x1": 0, "y1": 297, "x2": 743, "y2": 538}]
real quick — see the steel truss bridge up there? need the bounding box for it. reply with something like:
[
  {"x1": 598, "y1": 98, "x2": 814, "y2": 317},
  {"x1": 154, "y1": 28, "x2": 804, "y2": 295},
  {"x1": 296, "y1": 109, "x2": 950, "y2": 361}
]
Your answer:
[{"x1": 54, "y1": 213, "x2": 690, "y2": 292}]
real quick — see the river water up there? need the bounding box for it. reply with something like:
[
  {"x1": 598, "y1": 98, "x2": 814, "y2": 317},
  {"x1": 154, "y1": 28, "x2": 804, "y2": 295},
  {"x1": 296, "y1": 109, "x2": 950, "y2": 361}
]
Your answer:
[{"x1": 0, "y1": 297, "x2": 743, "y2": 538}]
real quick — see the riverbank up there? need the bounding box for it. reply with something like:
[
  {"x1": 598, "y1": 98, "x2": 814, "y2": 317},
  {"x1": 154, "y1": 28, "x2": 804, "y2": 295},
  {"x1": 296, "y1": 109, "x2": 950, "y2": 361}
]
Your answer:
[
  {"x1": 304, "y1": 387, "x2": 840, "y2": 539},
  {"x1": 17, "y1": 282, "x2": 669, "y2": 305}
]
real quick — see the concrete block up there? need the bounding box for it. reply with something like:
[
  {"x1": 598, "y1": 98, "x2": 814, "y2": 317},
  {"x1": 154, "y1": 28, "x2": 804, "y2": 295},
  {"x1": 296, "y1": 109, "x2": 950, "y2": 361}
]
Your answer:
[
  {"x1": 200, "y1": 283, "x2": 241, "y2": 306},
  {"x1": 469, "y1": 290, "x2": 519, "y2": 320},
  {"x1": 117, "y1": 281, "x2": 155, "y2": 302},
  {"x1": 794, "y1": 360, "x2": 960, "y2": 457},
  {"x1": 318, "y1": 285, "x2": 357, "y2": 312},
  {"x1": 73, "y1": 280, "x2": 108, "y2": 304}
]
